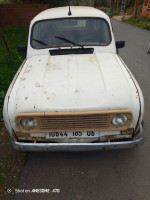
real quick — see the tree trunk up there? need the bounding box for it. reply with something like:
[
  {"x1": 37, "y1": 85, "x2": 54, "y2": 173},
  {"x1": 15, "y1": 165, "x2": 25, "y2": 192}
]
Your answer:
[
  {"x1": 116, "y1": 0, "x2": 119, "y2": 13},
  {"x1": 0, "y1": 30, "x2": 11, "y2": 54},
  {"x1": 134, "y1": 0, "x2": 139, "y2": 19}
]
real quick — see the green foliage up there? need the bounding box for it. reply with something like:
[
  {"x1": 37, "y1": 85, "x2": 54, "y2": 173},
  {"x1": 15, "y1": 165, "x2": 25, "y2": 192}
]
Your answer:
[
  {"x1": 94, "y1": 0, "x2": 108, "y2": 7},
  {"x1": 50, "y1": 0, "x2": 68, "y2": 7},
  {"x1": 123, "y1": 17, "x2": 150, "y2": 30},
  {"x1": 74, "y1": 0, "x2": 80, "y2": 6},
  {"x1": 0, "y1": 0, "x2": 23, "y2": 3},
  {"x1": 139, "y1": 0, "x2": 144, "y2": 5},
  {"x1": 0, "y1": 27, "x2": 28, "y2": 127}
]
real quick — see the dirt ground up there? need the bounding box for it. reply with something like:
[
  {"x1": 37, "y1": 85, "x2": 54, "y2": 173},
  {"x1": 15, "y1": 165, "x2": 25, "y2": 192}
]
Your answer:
[
  {"x1": 0, "y1": 124, "x2": 28, "y2": 200},
  {"x1": 112, "y1": 5, "x2": 143, "y2": 21}
]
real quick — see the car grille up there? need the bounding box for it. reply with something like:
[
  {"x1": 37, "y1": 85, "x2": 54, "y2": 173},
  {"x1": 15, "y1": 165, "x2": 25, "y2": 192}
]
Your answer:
[
  {"x1": 15, "y1": 110, "x2": 132, "y2": 133},
  {"x1": 39, "y1": 114, "x2": 109, "y2": 131}
]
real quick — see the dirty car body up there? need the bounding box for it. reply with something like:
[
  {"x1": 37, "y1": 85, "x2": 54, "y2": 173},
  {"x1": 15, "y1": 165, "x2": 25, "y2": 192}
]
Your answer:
[{"x1": 3, "y1": 7, "x2": 144, "y2": 151}]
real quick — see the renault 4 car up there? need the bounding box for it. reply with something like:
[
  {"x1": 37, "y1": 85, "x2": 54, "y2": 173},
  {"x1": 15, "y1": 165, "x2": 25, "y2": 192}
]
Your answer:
[{"x1": 3, "y1": 6, "x2": 144, "y2": 151}]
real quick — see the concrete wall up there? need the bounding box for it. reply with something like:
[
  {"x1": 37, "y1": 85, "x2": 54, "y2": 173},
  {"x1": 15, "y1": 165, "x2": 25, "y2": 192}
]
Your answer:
[{"x1": 0, "y1": 4, "x2": 49, "y2": 27}]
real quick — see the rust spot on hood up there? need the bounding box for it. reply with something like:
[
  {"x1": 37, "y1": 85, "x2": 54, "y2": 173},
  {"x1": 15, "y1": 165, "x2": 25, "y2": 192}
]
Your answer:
[
  {"x1": 24, "y1": 65, "x2": 32, "y2": 74},
  {"x1": 75, "y1": 90, "x2": 80, "y2": 94},
  {"x1": 35, "y1": 82, "x2": 42, "y2": 88},
  {"x1": 24, "y1": 69, "x2": 31, "y2": 74},
  {"x1": 88, "y1": 56, "x2": 95, "y2": 63},
  {"x1": 46, "y1": 57, "x2": 51, "y2": 66},
  {"x1": 88, "y1": 55, "x2": 99, "y2": 68},
  {"x1": 20, "y1": 77, "x2": 26, "y2": 81}
]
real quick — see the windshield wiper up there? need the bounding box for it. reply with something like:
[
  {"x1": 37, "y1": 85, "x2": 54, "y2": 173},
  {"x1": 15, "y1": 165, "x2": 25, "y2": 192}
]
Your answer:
[
  {"x1": 32, "y1": 38, "x2": 48, "y2": 46},
  {"x1": 55, "y1": 36, "x2": 84, "y2": 48}
]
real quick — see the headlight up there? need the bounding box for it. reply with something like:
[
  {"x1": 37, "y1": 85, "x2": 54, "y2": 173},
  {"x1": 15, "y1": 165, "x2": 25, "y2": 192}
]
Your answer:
[
  {"x1": 112, "y1": 114, "x2": 128, "y2": 127},
  {"x1": 20, "y1": 117, "x2": 37, "y2": 130}
]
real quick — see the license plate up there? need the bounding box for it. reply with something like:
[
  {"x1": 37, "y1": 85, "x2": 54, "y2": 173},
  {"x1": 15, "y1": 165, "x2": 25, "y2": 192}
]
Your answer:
[{"x1": 46, "y1": 131, "x2": 99, "y2": 139}]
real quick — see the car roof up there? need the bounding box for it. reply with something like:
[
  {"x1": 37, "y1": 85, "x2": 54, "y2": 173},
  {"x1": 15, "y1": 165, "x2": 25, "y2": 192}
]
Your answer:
[{"x1": 31, "y1": 6, "x2": 109, "y2": 23}]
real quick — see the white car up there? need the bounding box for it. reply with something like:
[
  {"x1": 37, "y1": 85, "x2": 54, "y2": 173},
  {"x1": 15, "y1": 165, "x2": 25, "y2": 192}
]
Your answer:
[{"x1": 3, "y1": 6, "x2": 144, "y2": 151}]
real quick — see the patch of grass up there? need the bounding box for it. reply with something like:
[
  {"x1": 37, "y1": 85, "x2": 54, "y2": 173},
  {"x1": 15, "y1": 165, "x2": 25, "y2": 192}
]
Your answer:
[
  {"x1": 0, "y1": 27, "x2": 28, "y2": 129},
  {"x1": 0, "y1": 27, "x2": 28, "y2": 199},
  {"x1": 123, "y1": 17, "x2": 150, "y2": 30}
]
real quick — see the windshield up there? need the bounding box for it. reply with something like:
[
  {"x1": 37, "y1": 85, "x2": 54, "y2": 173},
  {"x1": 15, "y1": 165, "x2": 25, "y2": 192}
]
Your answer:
[{"x1": 31, "y1": 17, "x2": 111, "y2": 49}]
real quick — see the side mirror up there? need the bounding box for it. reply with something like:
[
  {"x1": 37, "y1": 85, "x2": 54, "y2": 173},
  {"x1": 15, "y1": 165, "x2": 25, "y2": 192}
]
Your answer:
[
  {"x1": 17, "y1": 45, "x2": 27, "y2": 53},
  {"x1": 116, "y1": 41, "x2": 125, "y2": 49}
]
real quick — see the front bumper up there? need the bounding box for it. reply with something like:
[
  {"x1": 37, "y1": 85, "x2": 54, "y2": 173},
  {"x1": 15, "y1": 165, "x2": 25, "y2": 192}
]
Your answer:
[{"x1": 10, "y1": 137, "x2": 143, "y2": 151}]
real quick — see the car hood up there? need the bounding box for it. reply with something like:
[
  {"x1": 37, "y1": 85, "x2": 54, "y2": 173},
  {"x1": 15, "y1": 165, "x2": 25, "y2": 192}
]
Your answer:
[{"x1": 8, "y1": 53, "x2": 139, "y2": 115}]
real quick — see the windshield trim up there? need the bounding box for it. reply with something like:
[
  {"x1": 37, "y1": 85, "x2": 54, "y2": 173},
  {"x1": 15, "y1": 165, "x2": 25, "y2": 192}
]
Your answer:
[{"x1": 30, "y1": 17, "x2": 112, "y2": 50}]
